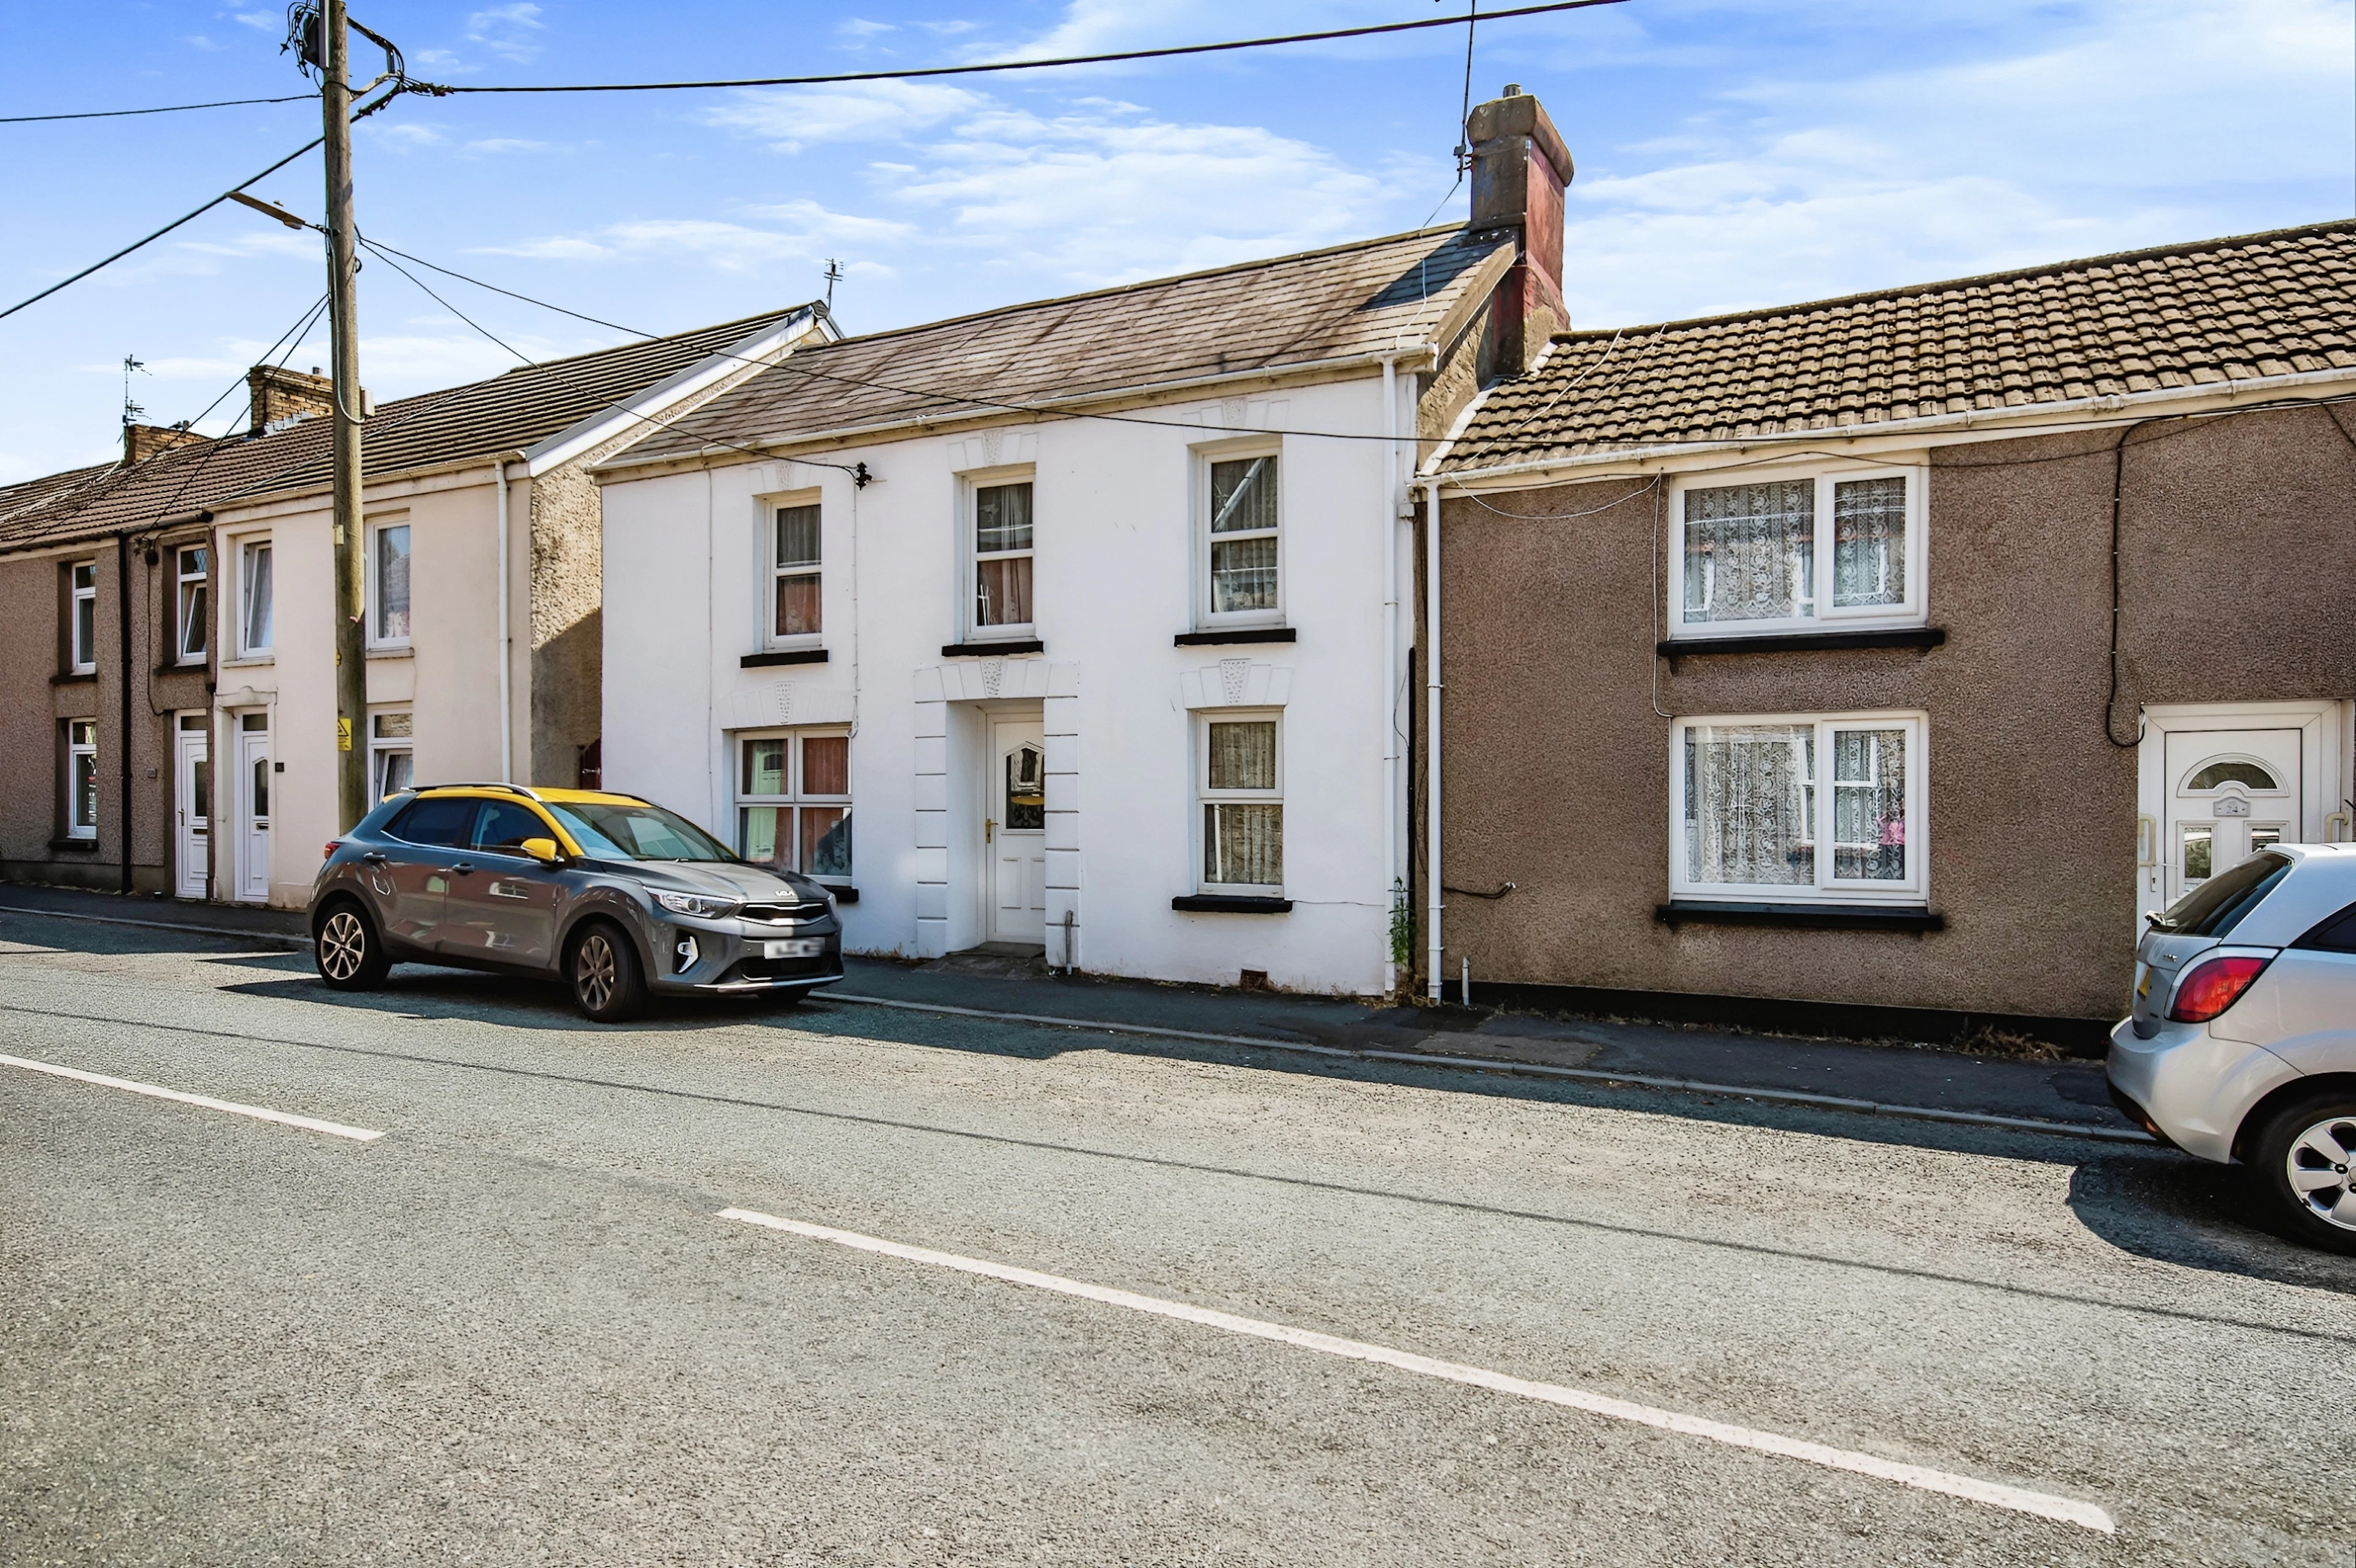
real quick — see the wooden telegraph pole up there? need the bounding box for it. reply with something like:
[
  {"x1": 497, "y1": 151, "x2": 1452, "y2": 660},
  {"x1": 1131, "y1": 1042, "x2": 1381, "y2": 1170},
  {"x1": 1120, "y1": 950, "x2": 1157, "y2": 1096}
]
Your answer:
[{"x1": 320, "y1": 0, "x2": 368, "y2": 829}]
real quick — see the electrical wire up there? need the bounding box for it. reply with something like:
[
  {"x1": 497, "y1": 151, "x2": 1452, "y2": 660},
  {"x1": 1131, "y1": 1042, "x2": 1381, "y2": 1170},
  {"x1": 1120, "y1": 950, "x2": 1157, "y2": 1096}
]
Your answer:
[
  {"x1": 0, "y1": 93, "x2": 314, "y2": 125},
  {"x1": 406, "y1": 0, "x2": 1625, "y2": 97}
]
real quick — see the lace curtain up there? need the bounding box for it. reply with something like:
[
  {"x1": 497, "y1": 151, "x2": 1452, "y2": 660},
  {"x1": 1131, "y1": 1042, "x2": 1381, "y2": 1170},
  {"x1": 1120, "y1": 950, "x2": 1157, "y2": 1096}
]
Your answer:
[
  {"x1": 1830, "y1": 728, "x2": 1906, "y2": 880},
  {"x1": 1832, "y1": 478, "x2": 1905, "y2": 607},
  {"x1": 1684, "y1": 724, "x2": 1814, "y2": 885},
  {"x1": 1684, "y1": 481, "x2": 1813, "y2": 623},
  {"x1": 1204, "y1": 719, "x2": 1280, "y2": 886}
]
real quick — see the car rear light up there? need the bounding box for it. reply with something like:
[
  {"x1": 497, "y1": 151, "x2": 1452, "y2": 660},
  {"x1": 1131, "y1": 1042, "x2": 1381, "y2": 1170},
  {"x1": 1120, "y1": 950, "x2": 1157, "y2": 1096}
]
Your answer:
[
  {"x1": 2168, "y1": 955, "x2": 2269, "y2": 1023},
  {"x1": 323, "y1": 840, "x2": 341, "y2": 859}
]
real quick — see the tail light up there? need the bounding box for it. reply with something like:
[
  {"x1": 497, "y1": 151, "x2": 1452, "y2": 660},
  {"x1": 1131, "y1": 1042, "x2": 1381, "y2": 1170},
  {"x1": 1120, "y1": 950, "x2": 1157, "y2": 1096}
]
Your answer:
[
  {"x1": 323, "y1": 840, "x2": 341, "y2": 859},
  {"x1": 2168, "y1": 955, "x2": 2270, "y2": 1023}
]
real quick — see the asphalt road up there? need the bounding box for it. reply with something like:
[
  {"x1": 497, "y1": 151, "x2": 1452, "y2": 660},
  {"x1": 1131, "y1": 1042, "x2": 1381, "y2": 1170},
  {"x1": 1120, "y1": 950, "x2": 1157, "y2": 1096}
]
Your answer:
[{"x1": 3, "y1": 910, "x2": 2350, "y2": 1566}]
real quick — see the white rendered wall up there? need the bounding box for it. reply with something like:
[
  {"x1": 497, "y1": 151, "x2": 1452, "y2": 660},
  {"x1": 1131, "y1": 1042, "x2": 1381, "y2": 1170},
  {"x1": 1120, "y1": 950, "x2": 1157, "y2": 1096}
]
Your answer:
[{"x1": 601, "y1": 373, "x2": 1406, "y2": 995}]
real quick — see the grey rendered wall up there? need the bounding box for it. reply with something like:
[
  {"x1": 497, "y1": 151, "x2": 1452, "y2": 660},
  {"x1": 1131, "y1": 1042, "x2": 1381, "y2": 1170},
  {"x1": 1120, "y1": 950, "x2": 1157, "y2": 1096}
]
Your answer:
[
  {"x1": 1432, "y1": 402, "x2": 2356, "y2": 1023},
  {"x1": 528, "y1": 461, "x2": 603, "y2": 788}
]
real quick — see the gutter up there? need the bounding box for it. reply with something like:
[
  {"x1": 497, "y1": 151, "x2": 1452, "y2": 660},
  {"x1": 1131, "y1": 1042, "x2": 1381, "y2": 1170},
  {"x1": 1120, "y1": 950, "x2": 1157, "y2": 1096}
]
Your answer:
[
  {"x1": 589, "y1": 347, "x2": 1446, "y2": 477},
  {"x1": 1428, "y1": 364, "x2": 2356, "y2": 490}
]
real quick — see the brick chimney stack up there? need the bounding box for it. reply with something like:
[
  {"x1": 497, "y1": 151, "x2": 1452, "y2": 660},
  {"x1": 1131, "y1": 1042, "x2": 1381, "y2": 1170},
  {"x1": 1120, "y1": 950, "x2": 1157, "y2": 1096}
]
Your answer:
[
  {"x1": 122, "y1": 422, "x2": 204, "y2": 465},
  {"x1": 1467, "y1": 84, "x2": 1573, "y2": 379},
  {"x1": 248, "y1": 363, "x2": 337, "y2": 435}
]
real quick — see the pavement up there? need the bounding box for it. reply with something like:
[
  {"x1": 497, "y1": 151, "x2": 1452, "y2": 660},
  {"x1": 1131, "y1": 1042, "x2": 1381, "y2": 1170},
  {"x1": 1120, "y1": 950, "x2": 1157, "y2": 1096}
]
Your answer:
[
  {"x1": 0, "y1": 883, "x2": 2141, "y2": 1139},
  {"x1": 1, "y1": 897, "x2": 2349, "y2": 1566}
]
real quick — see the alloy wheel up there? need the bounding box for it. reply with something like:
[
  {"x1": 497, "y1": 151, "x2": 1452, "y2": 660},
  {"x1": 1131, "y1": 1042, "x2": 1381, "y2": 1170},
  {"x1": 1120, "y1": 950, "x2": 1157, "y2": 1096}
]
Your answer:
[
  {"x1": 319, "y1": 910, "x2": 368, "y2": 982},
  {"x1": 577, "y1": 934, "x2": 617, "y2": 1012},
  {"x1": 2286, "y1": 1115, "x2": 2356, "y2": 1231}
]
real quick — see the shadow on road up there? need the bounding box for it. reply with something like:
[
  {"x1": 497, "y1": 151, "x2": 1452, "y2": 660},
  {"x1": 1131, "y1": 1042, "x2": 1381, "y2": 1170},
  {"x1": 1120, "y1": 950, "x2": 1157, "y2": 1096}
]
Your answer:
[{"x1": 2065, "y1": 1154, "x2": 2356, "y2": 1297}]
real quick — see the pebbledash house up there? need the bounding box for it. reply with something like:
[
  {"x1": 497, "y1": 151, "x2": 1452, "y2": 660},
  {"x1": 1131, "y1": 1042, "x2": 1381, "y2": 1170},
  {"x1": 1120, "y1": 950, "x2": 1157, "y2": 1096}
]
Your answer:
[
  {"x1": 1416, "y1": 220, "x2": 2356, "y2": 1047},
  {"x1": 592, "y1": 91, "x2": 1578, "y2": 994}
]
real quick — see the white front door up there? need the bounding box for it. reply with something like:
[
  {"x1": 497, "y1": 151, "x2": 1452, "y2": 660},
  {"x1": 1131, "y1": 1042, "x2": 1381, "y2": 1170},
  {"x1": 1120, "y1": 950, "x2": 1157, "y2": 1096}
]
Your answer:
[
  {"x1": 2158, "y1": 726, "x2": 2304, "y2": 907},
  {"x1": 175, "y1": 719, "x2": 209, "y2": 901},
  {"x1": 988, "y1": 716, "x2": 1047, "y2": 945},
  {"x1": 236, "y1": 714, "x2": 271, "y2": 904}
]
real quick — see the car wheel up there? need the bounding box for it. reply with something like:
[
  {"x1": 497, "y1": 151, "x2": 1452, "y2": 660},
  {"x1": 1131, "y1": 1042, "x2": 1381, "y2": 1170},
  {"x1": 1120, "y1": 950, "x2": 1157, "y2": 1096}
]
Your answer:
[
  {"x1": 2249, "y1": 1094, "x2": 2356, "y2": 1256},
  {"x1": 314, "y1": 899, "x2": 391, "y2": 990},
  {"x1": 568, "y1": 921, "x2": 647, "y2": 1023}
]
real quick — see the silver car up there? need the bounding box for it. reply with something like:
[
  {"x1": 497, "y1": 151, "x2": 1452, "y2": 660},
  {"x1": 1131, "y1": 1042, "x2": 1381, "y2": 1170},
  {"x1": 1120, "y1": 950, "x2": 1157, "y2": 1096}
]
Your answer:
[{"x1": 2109, "y1": 843, "x2": 2356, "y2": 1253}]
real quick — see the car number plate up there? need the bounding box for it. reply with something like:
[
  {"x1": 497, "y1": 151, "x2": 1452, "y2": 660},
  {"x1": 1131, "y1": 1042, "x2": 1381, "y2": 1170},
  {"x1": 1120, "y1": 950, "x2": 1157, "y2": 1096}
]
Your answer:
[{"x1": 763, "y1": 937, "x2": 825, "y2": 959}]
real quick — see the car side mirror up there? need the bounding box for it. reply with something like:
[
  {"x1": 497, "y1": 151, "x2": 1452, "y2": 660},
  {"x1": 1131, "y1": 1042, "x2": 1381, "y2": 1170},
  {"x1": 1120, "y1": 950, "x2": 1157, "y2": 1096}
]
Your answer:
[{"x1": 520, "y1": 837, "x2": 562, "y2": 864}]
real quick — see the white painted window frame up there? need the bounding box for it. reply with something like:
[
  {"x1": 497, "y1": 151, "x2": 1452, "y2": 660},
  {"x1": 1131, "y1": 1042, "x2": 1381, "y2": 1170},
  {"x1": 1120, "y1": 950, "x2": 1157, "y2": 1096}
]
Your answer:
[
  {"x1": 1195, "y1": 707, "x2": 1285, "y2": 896},
  {"x1": 733, "y1": 726, "x2": 853, "y2": 884},
  {"x1": 369, "y1": 710, "x2": 414, "y2": 805},
  {"x1": 366, "y1": 518, "x2": 412, "y2": 651},
  {"x1": 960, "y1": 465, "x2": 1036, "y2": 644},
  {"x1": 65, "y1": 718, "x2": 98, "y2": 839},
  {"x1": 232, "y1": 536, "x2": 274, "y2": 659},
  {"x1": 173, "y1": 544, "x2": 209, "y2": 664},
  {"x1": 67, "y1": 559, "x2": 97, "y2": 674},
  {"x1": 1669, "y1": 709, "x2": 1928, "y2": 905},
  {"x1": 764, "y1": 491, "x2": 825, "y2": 651},
  {"x1": 1193, "y1": 438, "x2": 1284, "y2": 631},
  {"x1": 1666, "y1": 462, "x2": 1928, "y2": 640}
]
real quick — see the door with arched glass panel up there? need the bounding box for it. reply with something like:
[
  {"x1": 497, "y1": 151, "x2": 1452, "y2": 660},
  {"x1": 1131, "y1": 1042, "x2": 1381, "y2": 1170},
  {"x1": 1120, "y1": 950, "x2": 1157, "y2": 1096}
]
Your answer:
[
  {"x1": 987, "y1": 715, "x2": 1047, "y2": 945},
  {"x1": 2162, "y1": 728, "x2": 2302, "y2": 905}
]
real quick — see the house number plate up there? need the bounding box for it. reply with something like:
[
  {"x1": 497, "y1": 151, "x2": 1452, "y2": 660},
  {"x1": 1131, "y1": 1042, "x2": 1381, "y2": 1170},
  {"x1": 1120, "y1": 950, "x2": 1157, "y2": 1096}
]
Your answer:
[
  {"x1": 764, "y1": 937, "x2": 825, "y2": 959},
  {"x1": 2212, "y1": 797, "x2": 2252, "y2": 818}
]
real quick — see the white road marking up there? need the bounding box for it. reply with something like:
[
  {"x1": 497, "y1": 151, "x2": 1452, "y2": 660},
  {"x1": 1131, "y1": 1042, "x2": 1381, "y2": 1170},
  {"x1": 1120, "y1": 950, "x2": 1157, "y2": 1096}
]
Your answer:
[
  {"x1": 720, "y1": 1206, "x2": 2115, "y2": 1534},
  {"x1": 0, "y1": 1053, "x2": 383, "y2": 1142}
]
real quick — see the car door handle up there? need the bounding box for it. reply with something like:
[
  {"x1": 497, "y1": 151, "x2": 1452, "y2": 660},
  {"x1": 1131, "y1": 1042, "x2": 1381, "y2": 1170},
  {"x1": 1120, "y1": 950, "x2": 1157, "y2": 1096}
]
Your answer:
[
  {"x1": 361, "y1": 851, "x2": 389, "y2": 866},
  {"x1": 440, "y1": 861, "x2": 475, "y2": 875}
]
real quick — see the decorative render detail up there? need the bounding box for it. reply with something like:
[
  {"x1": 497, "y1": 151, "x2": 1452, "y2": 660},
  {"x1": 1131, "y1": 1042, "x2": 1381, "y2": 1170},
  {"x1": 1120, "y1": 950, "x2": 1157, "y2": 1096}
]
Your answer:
[
  {"x1": 725, "y1": 681, "x2": 854, "y2": 731},
  {"x1": 1181, "y1": 661, "x2": 1292, "y2": 710},
  {"x1": 948, "y1": 429, "x2": 1037, "y2": 472}
]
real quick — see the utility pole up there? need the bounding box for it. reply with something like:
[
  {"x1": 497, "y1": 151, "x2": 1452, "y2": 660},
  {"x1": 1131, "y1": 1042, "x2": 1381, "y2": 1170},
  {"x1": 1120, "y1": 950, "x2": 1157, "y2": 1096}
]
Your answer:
[{"x1": 321, "y1": 0, "x2": 367, "y2": 831}]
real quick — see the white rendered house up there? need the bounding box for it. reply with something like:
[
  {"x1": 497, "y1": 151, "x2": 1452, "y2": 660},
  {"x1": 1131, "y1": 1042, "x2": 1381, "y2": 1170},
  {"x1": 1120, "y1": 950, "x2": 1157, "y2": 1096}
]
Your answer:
[{"x1": 595, "y1": 99, "x2": 1577, "y2": 993}]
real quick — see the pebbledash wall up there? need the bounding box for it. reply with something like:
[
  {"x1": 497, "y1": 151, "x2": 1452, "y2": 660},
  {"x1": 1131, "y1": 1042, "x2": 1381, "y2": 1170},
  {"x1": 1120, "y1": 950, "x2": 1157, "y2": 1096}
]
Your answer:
[
  {"x1": 599, "y1": 374, "x2": 1414, "y2": 994},
  {"x1": 1428, "y1": 401, "x2": 2356, "y2": 1039}
]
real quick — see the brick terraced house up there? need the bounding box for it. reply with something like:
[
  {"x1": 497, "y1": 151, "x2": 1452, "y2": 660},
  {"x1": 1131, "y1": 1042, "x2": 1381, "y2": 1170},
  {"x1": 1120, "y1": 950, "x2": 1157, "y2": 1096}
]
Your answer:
[{"x1": 1417, "y1": 220, "x2": 2356, "y2": 1047}]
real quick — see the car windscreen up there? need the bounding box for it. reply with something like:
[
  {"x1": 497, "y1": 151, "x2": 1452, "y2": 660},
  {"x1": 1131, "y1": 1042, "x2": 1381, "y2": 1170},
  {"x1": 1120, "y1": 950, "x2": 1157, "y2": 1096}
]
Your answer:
[
  {"x1": 542, "y1": 801, "x2": 736, "y2": 863},
  {"x1": 2153, "y1": 851, "x2": 2294, "y2": 938}
]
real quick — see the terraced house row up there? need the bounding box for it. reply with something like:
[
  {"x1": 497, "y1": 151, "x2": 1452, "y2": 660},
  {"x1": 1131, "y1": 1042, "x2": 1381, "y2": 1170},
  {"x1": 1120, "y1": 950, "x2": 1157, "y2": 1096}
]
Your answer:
[{"x1": 4, "y1": 86, "x2": 2350, "y2": 1049}]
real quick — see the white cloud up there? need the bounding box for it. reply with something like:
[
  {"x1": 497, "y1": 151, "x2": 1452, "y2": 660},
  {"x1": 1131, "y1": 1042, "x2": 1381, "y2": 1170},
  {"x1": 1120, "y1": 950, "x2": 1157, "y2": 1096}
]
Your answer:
[
  {"x1": 479, "y1": 206, "x2": 916, "y2": 281},
  {"x1": 836, "y1": 18, "x2": 895, "y2": 39},
  {"x1": 463, "y1": 137, "x2": 558, "y2": 155},
  {"x1": 231, "y1": 10, "x2": 278, "y2": 31},
  {"x1": 466, "y1": 2, "x2": 545, "y2": 63},
  {"x1": 365, "y1": 122, "x2": 445, "y2": 150},
  {"x1": 706, "y1": 81, "x2": 988, "y2": 154},
  {"x1": 918, "y1": 19, "x2": 979, "y2": 35}
]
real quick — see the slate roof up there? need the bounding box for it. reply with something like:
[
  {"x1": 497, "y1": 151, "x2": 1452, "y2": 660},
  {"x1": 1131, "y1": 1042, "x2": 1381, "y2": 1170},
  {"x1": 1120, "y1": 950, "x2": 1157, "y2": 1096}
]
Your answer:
[
  {"x1": 614, "y1": 226, "x2": 1515, "y2": 463},
  {"x1": 1439, "y1": 220, "x2": 2356, "y2": 474},
  {"x1": 0, "y1": 306, "x2": 812, "y2": 553}
]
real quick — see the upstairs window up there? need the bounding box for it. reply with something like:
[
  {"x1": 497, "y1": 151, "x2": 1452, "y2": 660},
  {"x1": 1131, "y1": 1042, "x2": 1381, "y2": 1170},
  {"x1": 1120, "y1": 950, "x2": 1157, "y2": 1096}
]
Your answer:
[
  {"x1": 65, "y1": 720, "x2": 98, "y2": 839},
  {"x1": 738, "y1": 730, "x2": 852, "y2": 883},
  {"x1": 370, "y1": 523, "x2": 410, "y2": 647},
  {"x1": 972, "y1": 481, "x2": 1034, "y2": 636},
  {"x1": 174, "y1": 546, "x2": 209, "y2": 663},
  {"x1": 1671, "y1": 467, "x2": 1922, "y2": 637},
  {"x1": 237, "y1": 540, "x2": 274, "y2": 656},
  {"x1": 67, "y1": 561, "x2": 97, "y2": 674},
  {"x1": 1199, "y1": 713, "x2": 1283, "y2": 893},
  {"x1": 1203, "y1": 452, "x2": 1280, "y2": 623},
  {"x1": 370, "y1": 712, "x2": 414, "y2": 804},
  {"x1": 1671, "y1": 712, "x2": 1925, "y2": 904},
  {"x1": 771, "y1": 503, "x2": 822, "y2": 643}
]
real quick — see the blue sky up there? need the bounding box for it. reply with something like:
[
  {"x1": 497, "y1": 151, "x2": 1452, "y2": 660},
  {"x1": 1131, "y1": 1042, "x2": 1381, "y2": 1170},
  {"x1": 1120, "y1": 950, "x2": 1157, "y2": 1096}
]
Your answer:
[{"x1": 2, "y1": 0, "x2": 2350, "y2": 480}]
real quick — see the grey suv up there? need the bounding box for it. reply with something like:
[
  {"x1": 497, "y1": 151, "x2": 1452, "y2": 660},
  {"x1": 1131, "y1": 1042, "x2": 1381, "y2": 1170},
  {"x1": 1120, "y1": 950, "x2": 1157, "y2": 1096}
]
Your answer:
[{"x1": 307, "y1": 784, "x2": 843, "y2": 1021}]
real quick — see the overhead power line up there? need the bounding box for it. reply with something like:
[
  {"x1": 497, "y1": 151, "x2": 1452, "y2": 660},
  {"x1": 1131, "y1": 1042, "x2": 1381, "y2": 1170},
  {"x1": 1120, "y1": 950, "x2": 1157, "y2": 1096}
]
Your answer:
[
  {"x1": 0, "y1": 93, "x2": 315, "y2": 125},
  {"x1": 409, "y1": 0, "x2": 1626, "y2": 96}
]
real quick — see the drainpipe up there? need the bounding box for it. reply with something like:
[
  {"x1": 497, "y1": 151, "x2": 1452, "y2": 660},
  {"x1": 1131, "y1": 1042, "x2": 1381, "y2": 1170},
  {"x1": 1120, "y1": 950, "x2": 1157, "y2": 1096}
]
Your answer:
[
  {"x1": 1423, "y1": 479, "x2": 1442, "y2": 1000},
  {"x1": 115, "y1": 532, "x2": 133, "y2": 893},
  {"x1": 1380, "y1": 353, "x2": 1401, "y2": 997},
  {"x1": 496, "y1": 459, "x2": 512, "y2": 783}
]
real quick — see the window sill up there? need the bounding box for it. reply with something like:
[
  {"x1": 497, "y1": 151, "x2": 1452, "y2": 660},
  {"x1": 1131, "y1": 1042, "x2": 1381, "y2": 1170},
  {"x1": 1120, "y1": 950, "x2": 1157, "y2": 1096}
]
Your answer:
[
  {"x1": 1657, "y1": 627, "x2": 1946, "y2": 658},
  {"x1": 155, "y1": 661, "x2": 209, "y2": 677},
  {"x1": 1174, "y1": 627, "x2": 1295, "y2": 647},
  {"x1": 220, "y1": 655, "x2": 274, "y2": 669},
  {"x1": 942, "y1": 639, "x2": 1044, "y2": 658},
  {"x1": 1655, "y1": 901, "x2": 1943, "y2": 932},
  {"x1": 365, "y1": 647, "x2": 412, "y2": 661},
  {"x1": 50, "y1": 671, "x2": 97, "y2": 686},
  {"x1": 48, "y1": 837, "x2": 101, "y2": 853},
  {"x1": 1172, "y1": 894, "x2": 1293, "y2": 914},
  {"x1": 742, "y1": 648, "x2": 828, "y2": 668}
]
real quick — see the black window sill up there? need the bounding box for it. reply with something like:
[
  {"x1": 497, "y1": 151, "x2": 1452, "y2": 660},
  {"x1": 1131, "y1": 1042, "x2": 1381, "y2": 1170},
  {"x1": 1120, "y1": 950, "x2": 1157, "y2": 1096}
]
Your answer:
[
  {"x1": 820, "y1": 885, "x2": 859, "y2": 904},
  {"x1": 154, "y1": 661, "x2": 209, "y2": 677},
  {"x1": 1655, "y1": 901, "x2": 1944, "y2": 932},
  {"x1": 941, "y1": 639, "x2": 1044, "y2": 658},
  {"x1": 48, "y1": 837, "x2": 101, "y2": 853},
  {"x1": 1174, "y1": 627, "x2": 1295, "y2": 647},
  {"x1": 49, "y1": 671, "x2": 96, "y2": 686},
  {"x1": 742, "y1": 648, "x2": 828, "y2": 668},
  {"x1": 1657, "y1": 627, "x2": 1946, "y2": 658},
  {"x1": 1172, "y1": 894, "x2": 1293, "y2": 914}
]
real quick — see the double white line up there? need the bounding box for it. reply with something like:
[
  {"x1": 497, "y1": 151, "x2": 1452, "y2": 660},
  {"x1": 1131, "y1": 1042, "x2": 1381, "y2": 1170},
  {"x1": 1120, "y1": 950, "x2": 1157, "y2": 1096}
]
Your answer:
[{"x1": 723, "y1": 1207, "x2": 2115, "y2": 1535}]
